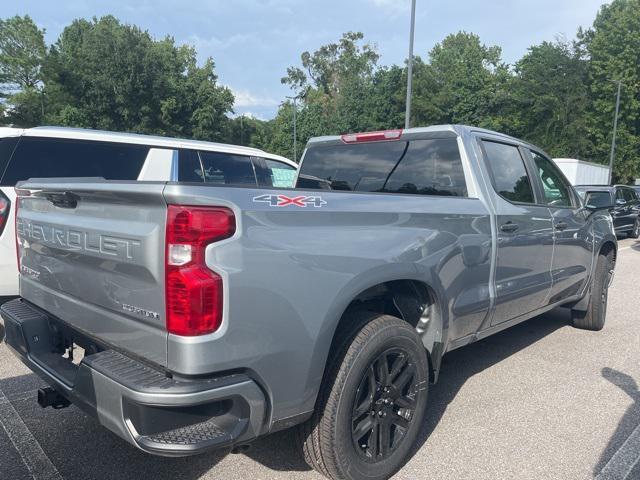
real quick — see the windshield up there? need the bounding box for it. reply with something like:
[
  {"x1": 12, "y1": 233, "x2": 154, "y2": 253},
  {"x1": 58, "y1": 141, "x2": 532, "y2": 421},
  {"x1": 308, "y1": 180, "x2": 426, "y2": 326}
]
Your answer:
[{"x1": 584, "y1": 191, "x2": 612, "y2": 208}]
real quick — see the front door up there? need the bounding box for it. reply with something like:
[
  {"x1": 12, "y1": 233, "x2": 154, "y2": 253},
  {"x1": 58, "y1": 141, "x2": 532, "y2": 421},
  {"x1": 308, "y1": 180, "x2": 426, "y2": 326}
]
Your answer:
[
  {"x1": 528, "y1": 150, "x2": 593, "y2": 303},
  {"x1": 612, "y1": 187, "x2": 633, "y2": 233},
  {"x1": 479, "y1": 139, "x2": 554, "y2": 325}
]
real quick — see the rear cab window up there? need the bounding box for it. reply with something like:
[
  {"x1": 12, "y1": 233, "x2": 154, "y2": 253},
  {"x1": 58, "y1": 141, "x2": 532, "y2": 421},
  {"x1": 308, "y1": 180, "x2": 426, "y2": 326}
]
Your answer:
[
  {"x1": 297, "y1": 137, "x2": 467, "y2": 197},
  {"x1": 3, "y1": 137, "x2": 148, "y2": 185}
]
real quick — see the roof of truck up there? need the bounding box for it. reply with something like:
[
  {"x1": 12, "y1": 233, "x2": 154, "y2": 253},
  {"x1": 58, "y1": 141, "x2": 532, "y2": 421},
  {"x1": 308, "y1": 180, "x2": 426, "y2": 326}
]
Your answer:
[
  {"x1": 21, "y1": 126, "x2": 297, "y2": 167},
  {"x1": 306, "y1": 124, "x2": 532, "y2": 148}
]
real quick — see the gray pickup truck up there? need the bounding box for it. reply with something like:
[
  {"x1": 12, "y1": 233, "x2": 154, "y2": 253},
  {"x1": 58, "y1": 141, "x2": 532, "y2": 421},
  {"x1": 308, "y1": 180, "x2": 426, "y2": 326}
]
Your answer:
[{"x1": 1, "y1": 125, "x2": 617, "y2": 480}]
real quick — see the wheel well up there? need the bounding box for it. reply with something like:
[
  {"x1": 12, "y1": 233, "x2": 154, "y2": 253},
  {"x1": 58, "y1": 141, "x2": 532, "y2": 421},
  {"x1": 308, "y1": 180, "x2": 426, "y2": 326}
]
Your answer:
[
  {"x1": 600, "y1": 241, "x2": 617, "y2": 265},
  {"x1": 331, "y1": 280, "x2": 441, "y2": 382},
  {"x1": 342, "y1": 280, "x2": 433, "y2": 327}
]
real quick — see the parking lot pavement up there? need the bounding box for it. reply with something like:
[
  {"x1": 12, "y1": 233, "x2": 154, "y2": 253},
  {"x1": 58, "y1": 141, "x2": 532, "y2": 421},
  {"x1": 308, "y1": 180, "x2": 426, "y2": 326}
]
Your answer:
[{"x1": 1, "y1": 238, "x2": 639, "y2": 480}]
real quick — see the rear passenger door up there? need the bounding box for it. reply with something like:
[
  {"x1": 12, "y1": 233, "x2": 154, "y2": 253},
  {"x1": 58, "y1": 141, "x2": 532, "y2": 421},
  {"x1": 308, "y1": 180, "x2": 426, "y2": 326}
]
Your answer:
[
  {"x1": 479, "y1": 139, "x2": 554, "y2": 325},
  {"x1": 528, "y1": 150, "x2": 592, "y2": 303}
]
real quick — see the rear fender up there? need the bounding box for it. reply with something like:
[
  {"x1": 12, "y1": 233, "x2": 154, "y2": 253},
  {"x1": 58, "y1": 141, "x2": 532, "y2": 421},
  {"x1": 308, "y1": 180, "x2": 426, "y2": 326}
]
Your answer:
[{"x1": 305, "y1": 263, "x2": 449, "y2": 400}]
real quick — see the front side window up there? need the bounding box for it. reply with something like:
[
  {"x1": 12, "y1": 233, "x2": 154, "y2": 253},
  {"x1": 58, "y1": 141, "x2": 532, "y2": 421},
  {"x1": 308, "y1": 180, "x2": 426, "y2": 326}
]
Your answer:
[
  {"x1": 298, "y1": 137, "x2": 467, "y2": 197},
  {"x1": 3, "y1": 137, "x2": 148, "y2": 186},
  {"x1": 616, "y1": 188, "x2": 626, "y2": 203},
  {"x1": 198, "y1": 151, "x2": 257, "y2": 186},
  {"x1": 482, "y1": 140, "x2": 534, "y2": 204},
  {"x1": 531, "y1": 151, "x2": 573, "y2": 207}
]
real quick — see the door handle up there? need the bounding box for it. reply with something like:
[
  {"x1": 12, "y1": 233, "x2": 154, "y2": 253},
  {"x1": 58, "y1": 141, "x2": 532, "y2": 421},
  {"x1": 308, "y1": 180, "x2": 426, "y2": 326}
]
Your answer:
[
  {"x1": 500, "y1": 222, "x2": 519, "y2": 233},
  {"x1": 554, "y1": 221, "x2": 568, "y2": 231}
]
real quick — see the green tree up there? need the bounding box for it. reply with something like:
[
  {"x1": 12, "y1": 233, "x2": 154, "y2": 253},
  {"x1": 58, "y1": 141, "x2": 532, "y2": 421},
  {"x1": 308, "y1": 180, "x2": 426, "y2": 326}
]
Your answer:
[
  {"x1": 510, "y1": 40, "x2": 590, "y2": 158},
  {"x1": 582, "y1": 0, "x2": 640, "y2": 182},
  {"x1": 416, "y1": 31, "x2": 511, "y2": 131},
  {"x1": 44, "y1": 16, "x2": 234, "y2": 139},
  {"x1": 225, "y1": 115, "x2": 273, "y2": 149},
  {"x1": 271, "y1": 32, "x2": 388, "y2": 159},
  {"x1": 0, "y1": 15, "x2": 47, "y2": 126}
]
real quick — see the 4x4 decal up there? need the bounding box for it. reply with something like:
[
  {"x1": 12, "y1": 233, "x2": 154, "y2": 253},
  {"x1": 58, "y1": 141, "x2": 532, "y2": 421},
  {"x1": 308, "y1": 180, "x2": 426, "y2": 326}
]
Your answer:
[{"x1": 253, "y1": 194, "x2": 327, "y2": 208}]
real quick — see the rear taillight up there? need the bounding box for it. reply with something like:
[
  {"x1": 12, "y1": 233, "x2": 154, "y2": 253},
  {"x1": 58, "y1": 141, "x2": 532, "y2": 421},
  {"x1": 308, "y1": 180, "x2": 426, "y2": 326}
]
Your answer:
[
  {"x1": 341, "y1": 129, "x2": 403, "y2": 144},
  {"x1": 165, "y1": 205, "x2": 235, "y2": 336},
  {"x1": 0, "y1": 190, "x2": 10, "y2": 236}
]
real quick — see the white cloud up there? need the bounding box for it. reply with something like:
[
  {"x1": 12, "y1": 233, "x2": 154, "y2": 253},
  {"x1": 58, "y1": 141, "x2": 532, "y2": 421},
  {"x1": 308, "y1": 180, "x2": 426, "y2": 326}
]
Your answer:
[
  {"x1": 229, "y1": 111, "x2": 268, "y2": 121},
  {"x1": 231, "y1": 89, "x2": 279, "y2": 108}
]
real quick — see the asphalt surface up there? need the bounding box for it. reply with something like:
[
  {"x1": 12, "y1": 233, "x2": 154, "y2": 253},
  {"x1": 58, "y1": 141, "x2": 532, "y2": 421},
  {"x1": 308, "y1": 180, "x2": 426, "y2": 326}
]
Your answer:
[{"x1": 1, "y1": 237, "x2": 639, "y2": 480}]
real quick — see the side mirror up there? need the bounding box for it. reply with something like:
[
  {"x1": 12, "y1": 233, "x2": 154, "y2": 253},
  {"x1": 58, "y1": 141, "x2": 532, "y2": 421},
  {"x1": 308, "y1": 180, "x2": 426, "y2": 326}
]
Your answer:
[{"x1": 616, "y1": 198, "x2": 627, "y2": 206}]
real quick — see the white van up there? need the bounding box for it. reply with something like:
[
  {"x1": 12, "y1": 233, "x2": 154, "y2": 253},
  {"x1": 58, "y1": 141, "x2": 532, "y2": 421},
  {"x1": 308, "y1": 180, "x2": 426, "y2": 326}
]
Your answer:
[{"x1": 0, "y1": 126, "x2": 297, "y2": 297}]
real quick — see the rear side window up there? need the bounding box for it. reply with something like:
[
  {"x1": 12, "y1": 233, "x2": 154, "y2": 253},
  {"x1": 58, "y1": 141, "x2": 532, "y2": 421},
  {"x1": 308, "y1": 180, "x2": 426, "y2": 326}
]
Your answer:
[
  {"x1": 482, "y1": 141, "x2": 534, "y2": 204},
  {"x1": 298, "y1": 138, "x2": 467, "y2": 197},
  {"x1": 198, "y1": 151, "x2": 257, "y2": 186},
  {"x1": 258, "y1": 159, "x2": 297, "y2": 188},
  {"x1": 3, "y1": 137, "x2": 148, "y2": 186},
  {"x1": 178, "y1": 149, "x2": 205, "y2": 182},
  {"x1": 0, "y1": 137, "x2": 19, "y2": 184}
]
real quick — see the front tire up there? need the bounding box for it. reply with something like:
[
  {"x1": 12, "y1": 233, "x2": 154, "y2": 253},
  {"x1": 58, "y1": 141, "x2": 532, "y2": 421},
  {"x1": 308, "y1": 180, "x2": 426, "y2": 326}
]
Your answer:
[
  {"x1": 298, "y1": 312, "x2": 429, "y2": 480},
  {"x1": 572, "y1": 250, "x2": 614, "y2": 331}
]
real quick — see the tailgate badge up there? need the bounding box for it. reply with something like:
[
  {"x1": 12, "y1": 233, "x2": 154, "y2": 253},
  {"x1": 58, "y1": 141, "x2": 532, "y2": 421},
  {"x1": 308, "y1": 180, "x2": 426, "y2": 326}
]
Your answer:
[
  {"x1": 20, "y1": 265, "x2": 41, "y2": 280},
  {"x1": 253, "y1": 194, "x2": 327, "y2": 208},
  {"x1": 122, "y1": 303, "x2": 160, "y2": 320}
]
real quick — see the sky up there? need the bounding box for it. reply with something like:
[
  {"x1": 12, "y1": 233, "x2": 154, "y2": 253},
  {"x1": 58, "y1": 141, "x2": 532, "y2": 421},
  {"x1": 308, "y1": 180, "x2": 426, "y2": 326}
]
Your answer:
[{"x1": 6, "y1": 0, "x2": 610, "y2": 120}]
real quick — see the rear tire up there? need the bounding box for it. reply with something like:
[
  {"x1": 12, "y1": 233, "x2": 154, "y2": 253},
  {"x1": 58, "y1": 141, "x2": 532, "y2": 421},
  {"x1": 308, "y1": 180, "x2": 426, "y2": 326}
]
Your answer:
[
  {"x1": 572, "y1": 250, "x2": 614, "y2": 331},
  {"x1": 298, "y1": 312, "x2": 429, "y2": 480},
  {"x1": 631, "y1": 219, "x2": 640, "y2": 239}
]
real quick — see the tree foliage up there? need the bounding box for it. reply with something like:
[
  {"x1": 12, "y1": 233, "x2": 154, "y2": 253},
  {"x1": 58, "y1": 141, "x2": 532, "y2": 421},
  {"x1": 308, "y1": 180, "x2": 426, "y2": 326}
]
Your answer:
[
  {"x1": 510, "y1": 40, "x2": 590, "y2": 158},
  {"x1": 581, "y1": 0, "x2": 640, "y2": 182},
  {"x1": 0, "y1": 2, "x2": 639, "y2": 181},
  {"x1": 43, "y1": 16, "x2": 234, "y2": 140},
  {"x1": 1, "y1": 15, "x2": 234, "y2": 140},
  {"x1": 0, "y1": 15, "x2": 45, "y2": 89},
  {"x1": 0, "y1": 15, "x2": 46, "y2": 126}
]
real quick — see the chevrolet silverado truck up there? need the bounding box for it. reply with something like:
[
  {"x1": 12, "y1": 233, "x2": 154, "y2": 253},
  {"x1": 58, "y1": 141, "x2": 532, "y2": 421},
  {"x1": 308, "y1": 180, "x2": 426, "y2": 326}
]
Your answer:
[{"x1": 0, "y1": 125, "x2": 617, "y2": 480}]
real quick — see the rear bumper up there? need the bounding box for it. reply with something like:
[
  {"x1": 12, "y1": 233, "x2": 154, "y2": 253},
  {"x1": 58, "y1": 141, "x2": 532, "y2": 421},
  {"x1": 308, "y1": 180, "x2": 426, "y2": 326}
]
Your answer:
[{"x1": 0, "y1": 299, "x2": 267, "y2": 456}]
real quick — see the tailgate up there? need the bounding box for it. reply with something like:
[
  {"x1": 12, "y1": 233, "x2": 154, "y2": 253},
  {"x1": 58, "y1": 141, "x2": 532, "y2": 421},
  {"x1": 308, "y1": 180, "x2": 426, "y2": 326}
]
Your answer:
[{"x1": 16, "y1": 180, "x2": 168, "y2": 367}]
